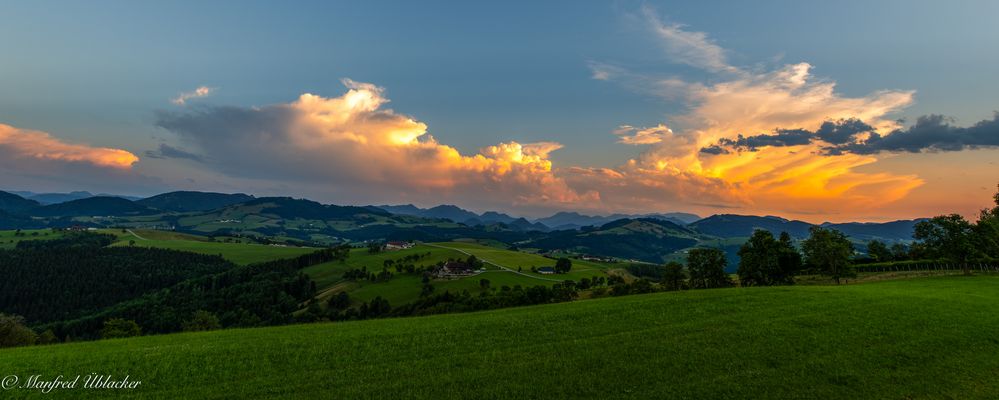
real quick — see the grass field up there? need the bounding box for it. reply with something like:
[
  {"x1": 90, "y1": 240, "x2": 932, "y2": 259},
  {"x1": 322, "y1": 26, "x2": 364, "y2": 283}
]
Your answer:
[
  {"x1": 0, "y1": 229, "x2": 66, "y2": 249},
  {"x1": 303, "y1": 243, "x2": 617, "y2": 307},
  {"x1": 4, "y1": 275, "x2": 998, "y2": 399},
  {"x1": 430, "y1": 242, "x2": 616, "y2": 279},
  {"x1": 112, "y1": 229, "x2": 316, "y2": 265},
  {"x1": 302, "y1": 244, "x2": 471, "y2": 293}
]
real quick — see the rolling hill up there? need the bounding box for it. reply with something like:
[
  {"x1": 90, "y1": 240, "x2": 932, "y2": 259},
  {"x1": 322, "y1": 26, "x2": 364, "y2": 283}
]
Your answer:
[
  {"x1": 822, "y1": 219, "x2": 925, "y2": 241},
  {"x1": 534, "y1": 211, "x2": 700, "y2": 230},
  {"x1": 689, "y1": 214, "x2": 815, "y2": 238},
  {"x1": 137, "y1": 191, "x2": 254, "y2": 212},
  {"x1": 0, "y1": 190, "x2": 40, "y2": 213},
  {"x1": 526, "y1": 218, "x2": 702, "y2": 262},
  {"x1": 689, "y1": 214, "x2": 920, "y2": 242},
  {"x1": 0, "y1": 209, "x2": 42, "y2": 229},
  {"x1": 4, "y1": 275, "x2": 998, "y2": 399},
  {"x1": 30, "y1": 196, "x2": 156, "y2": 217},
  {"x1": 0, "y1": 189, "x2": 927, "y2": 264}
]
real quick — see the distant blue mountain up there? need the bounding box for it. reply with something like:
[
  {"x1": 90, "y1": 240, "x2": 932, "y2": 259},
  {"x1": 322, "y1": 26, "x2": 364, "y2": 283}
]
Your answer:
[
  {"x1": 9, "y1": 190, "x2": 142, "y2": 205},
  {"x1": 534, "y1": 211, "x2": 700, "y2": 230}
]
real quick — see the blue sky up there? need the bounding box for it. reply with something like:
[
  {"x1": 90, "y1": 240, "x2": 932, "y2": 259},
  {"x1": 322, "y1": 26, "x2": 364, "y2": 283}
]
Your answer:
[{"x1": 1, "y1": 1, "x2": 997, "y2": 221}]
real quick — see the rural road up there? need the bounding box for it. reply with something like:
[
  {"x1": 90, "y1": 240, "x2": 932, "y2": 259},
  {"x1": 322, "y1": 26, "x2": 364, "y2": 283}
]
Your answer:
[
  {"x1": 126, "y1": 229, "x2": 149, "y2": 241},
  {"x1": 424, "y1": 243, "x2": 565, "y2": 282}
]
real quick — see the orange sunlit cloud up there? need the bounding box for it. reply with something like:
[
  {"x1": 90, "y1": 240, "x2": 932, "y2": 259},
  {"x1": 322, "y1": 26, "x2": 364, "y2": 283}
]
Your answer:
[
  {"x1": 0, "y1": 123, "x2": 138, "y2": 169},
  {"x1": 156, "y1": 79, "x2": 596, "y2": 210}
]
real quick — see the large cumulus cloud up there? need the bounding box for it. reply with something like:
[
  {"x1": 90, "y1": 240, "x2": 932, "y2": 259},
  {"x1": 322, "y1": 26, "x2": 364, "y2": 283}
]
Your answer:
[{"x1": 154, "y1": 79, "x2": 595, "y2": 211}]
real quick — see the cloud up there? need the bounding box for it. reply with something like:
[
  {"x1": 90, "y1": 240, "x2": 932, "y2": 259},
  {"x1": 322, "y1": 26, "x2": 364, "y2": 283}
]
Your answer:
[
  {"x1": 588, "y1": 8, "x2": 927, "y2": 218},
  {"x1": 143, "y1": 12, "x2": 983, "y2": 219},
  {"x1": 589, "y1": 62, "x2": 615, "y2": 80},
  {"x1": 155, "y1": 79, "x2": 596, "y2": 211},
  {"x1": 144, "y1": 144, "x2": 204, "y2": 162},
  {"x1": 0, "y1": 123, "x2": 153, "y2": 195},
  {"x1": 171, "y1": 86, "x2": 214, "y2": 105},
  {"x1": 714, "y1": 129, "x2": 813, "y2": 152},
  {"x1": 0, "y1": 123, "x2": 138, "y2": 169},
  {"x1": 700, "y1": 115, "x2": 999, "y2": 156},
  {"x1": 613, "y1": 124, "x2": 674, "y2": 145},
  {"x1": 641, "y1": 5, "x2": 737, "y2": 73},
  {"x1": 835, "y1": 113, "x2": 999, "y2": 154},
  {"x1": 816, "y1": 118, "x2": 876, "y2": 145}
]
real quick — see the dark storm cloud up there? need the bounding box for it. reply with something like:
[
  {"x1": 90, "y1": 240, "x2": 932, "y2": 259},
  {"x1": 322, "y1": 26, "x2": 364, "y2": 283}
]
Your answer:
[
  {"x1": 699, "y1": 144, "x2": 729, "y2": 155},
  {"x1": 815, "y1": 118, "x2": 875, "y2": 144},
  {"x1": 700, "y1": 114, "x2": 999, "y2": 156},
  {"x1": 832, "y1": 114, "x2": 999, "y2": 154},
  {"x1": 711, "y1": 128, "x2": 812, "y2": 152},
  {"x1": 153, "y1": 105, "x2": 310, "y2": 181}
]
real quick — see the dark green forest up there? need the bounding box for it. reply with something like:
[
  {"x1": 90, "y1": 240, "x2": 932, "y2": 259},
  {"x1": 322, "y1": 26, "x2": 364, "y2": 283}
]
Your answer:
[{"x1": 0, "y1": 233, "x2": 235, "y2": 323}]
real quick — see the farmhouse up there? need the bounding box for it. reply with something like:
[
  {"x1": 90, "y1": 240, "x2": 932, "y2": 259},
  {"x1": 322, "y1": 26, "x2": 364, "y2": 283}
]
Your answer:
[
  {"x1": 581, "y1": 255, "x2": 613, "y2": 262},
  {"x1": 432, "y1": 261, "x2": 478, "y2": 278},
  {"x1": 537, "y1": 266, "x2": 556, "y2": 275},
  {"x1": 386, "y1": 241, "x2": 414, "y2": 250}
]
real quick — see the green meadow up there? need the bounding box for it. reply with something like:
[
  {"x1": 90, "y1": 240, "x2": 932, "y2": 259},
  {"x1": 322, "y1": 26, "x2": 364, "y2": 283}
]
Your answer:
[
  {"x1": 302, "y1": 242, "x2": 619, "y2": 306},
  {"x1": 112, "y1": 229, "x2": 316, "y2": 265},
  {"x1": 3, "y1": 275, "x2": 998, "y2": 399},
  {"x1": 0, "y1": 229, "x2": 66, "y2": 249}
]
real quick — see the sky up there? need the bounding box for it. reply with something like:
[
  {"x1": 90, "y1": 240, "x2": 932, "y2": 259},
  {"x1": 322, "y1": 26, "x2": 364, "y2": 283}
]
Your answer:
[{"x1": 1, "y1": 0, "x2": 998, "y2": 222}]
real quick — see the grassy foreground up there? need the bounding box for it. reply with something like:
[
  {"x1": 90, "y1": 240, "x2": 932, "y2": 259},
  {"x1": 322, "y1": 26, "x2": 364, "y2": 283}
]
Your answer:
[{"x1": 4, "y1": 275, "x2": 999, "y2": 399}]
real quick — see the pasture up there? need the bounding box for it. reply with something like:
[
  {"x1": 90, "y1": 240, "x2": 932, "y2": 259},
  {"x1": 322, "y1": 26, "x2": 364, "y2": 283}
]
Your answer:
[{"x1": 3, "y1": 275, "x2": 998, "y2": 399}]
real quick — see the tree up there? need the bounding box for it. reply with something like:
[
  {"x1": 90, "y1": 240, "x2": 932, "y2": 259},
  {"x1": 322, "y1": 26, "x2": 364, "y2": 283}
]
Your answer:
[
  {"x1": 0, "y1": 313, "x2": 37, "y2": 348},
  {"x1": 890, "y1": 243, "x2": 909, "y2": 261},
  {"x1": 686, "y1": 248, "x2": 731, "y2": 289},
  {"x1": 802, "y1": 227, "x2": 855, "y2": 284},
  {"x1": 182, "y1": 310, "x2": 222, "y2": 332},
  {"x1": 328, "y1": 292, "x2": 351, "y2": 311},
  {"x1": 661, "y1": 261, "x2": 686, "y2": 291},
  {"x1": 479, "y1": 278, "x2": 491, "y2": 290},
  {"x1": 362, "y1": 297, "x2": 391, "y2": 318},
  {"x1": 775, "y1": 232, "x2": 803, "y2": 284},
  {"x1": 101, "y1": 318, "x2": 142, "y2": 339},
  {"x1": 914, "y1": 214, "x2": 978, "y2": 274},
  {"x1": 737, "y1": 230, "x2": 780, "y2": 286},
  {"x1": 867, "y1": 240, "x2": 892, "y2": 262},
  {"x1": 974, "y1": 183, "x2": 999, "y2": 260},
  {"x1": 36, "y1": 329, "x2": 58, "y2": 345},
  {"x1": 554, "y1": 257, "x2": 572, "y2": 274},
  {"x1": 737, "y1": 231, "x2": 800, "y2": 286}
]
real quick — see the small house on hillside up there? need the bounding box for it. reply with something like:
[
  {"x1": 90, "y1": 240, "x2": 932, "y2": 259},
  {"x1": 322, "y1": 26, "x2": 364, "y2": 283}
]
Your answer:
[
  {"x1": 537, "y1": 266, "x2": 556, "y2": 275},
  {"x1": 432, "y1": 261, "x2": 479, "y2": 278},
  {"x1": 386, "y1": 241, "x2": 414, "y2": 250}
]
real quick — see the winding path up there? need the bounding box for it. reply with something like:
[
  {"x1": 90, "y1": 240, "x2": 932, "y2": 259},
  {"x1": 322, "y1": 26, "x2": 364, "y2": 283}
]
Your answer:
[{"x1": 126, "y1": 229, "x2": 149, "y2": 241}]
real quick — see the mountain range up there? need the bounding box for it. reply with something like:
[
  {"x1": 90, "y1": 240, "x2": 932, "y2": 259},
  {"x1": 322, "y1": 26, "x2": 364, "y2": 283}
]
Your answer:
[
  {"x1": 0, "y1": 189, "x2": 926, "y2": 264},
  {"x1": 375, "y1": 205, "x2": 700, "y2": 230},
  {"x1": 8, "y1": 190, "x2": 143, "y2": 205}
]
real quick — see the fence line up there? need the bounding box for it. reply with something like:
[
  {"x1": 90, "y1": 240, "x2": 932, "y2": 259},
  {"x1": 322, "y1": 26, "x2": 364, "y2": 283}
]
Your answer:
[{"x1": 854, "y1": 262, "x2": 999, "y2": 273}]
